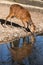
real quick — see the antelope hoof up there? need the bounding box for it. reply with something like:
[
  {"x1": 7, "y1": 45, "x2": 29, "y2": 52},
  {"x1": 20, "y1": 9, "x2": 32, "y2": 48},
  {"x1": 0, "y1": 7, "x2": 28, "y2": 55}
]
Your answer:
[
  {"x1": 2, "y1": 24, "x2": 7, "y2": 28},
  {"x1": 22, "y1": 27, "x2": 27, "y2": 32},
  {"x1": 10, "y1": 25, "x2": 14, "y2": 28}
]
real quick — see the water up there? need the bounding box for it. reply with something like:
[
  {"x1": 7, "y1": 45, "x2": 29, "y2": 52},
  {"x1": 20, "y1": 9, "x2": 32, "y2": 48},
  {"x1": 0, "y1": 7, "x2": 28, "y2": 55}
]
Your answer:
[
  {"x1": 29, "y1": 36, "x2": 43, "y2": 65},
  {"x1": 0, "y1": 36, "x2": 43, "y2": 65}
]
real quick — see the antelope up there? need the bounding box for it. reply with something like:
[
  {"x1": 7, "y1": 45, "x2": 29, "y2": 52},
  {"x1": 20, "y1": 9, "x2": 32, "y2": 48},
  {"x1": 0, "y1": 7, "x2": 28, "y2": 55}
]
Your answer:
[
  {"x1": 6, "y1": 42, "x2": 34, "y2": 64},
  {"x1": 5, "y1": 4, "x2": 36, "y2": 33}
]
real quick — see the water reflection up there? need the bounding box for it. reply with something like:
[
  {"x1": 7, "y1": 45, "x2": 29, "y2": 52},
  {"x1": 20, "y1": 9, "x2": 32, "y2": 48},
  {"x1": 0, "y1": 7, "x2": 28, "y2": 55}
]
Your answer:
[
  {"x1": 0, "y1": 43, "x2": 11, "y2": 62},
  {"x1": 29, "y1": 36, "x2": 43, "y2": 65},
  {"x1": 0, "y1": 36, "x2": 43, "y2": 65},
  {"x1": 18, "y1": 36, "x2": 34, "y2": 65},
  {"x1": 16, "y1": 37, "x2": 30, "y2": 65},
  {"x1": 0, "y1": 62, "x2": 12, "y2": 65},
  {"x1": 6, "y1": 35, "x2": 35, "y2": 65},
  {"x1": 0, "y1": 43, "x2": 12, "y2": 65}
]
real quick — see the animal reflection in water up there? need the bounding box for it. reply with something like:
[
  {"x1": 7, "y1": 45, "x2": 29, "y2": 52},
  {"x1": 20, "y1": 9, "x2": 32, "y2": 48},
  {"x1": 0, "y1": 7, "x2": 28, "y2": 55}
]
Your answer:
[{"x1": 7, "y1": 35, "x2": 35, "y2": 64}]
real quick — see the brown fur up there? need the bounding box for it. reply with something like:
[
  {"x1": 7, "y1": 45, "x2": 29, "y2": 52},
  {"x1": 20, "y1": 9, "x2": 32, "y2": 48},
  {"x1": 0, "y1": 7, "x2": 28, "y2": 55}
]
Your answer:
[
  {"x1": 7, "y1": 42, "x2": 34, "y2": 62},
  {"x1": 5, "y1": 4, "x2": 35, "y2": 33}
]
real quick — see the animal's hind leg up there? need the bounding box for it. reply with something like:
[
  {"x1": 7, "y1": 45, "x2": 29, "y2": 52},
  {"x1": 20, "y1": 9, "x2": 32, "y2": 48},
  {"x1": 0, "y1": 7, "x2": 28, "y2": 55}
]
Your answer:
[
  {"x1": 2, "y1": 14, "x2": 11, "y2": 27},
  {"x1": 10, "y1": 41, "x2": 14, "y2": 48},
  {"x1": 5, "y1": 15, "x2": 10, "y2": 25},
  {"x1": 5, "y1": 13, "x2": 14, "y2": 25}
]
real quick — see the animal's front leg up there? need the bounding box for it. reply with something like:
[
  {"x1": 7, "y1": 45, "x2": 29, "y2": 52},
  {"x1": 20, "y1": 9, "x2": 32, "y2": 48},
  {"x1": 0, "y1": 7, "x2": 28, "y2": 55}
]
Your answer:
[
  {"x1": 21, "y1": 21, "x2": 27, "y2": 32},
  {"x1": 22, "y1": 21, "x2": 26, "y2": 28}
]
